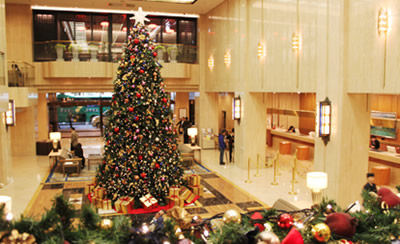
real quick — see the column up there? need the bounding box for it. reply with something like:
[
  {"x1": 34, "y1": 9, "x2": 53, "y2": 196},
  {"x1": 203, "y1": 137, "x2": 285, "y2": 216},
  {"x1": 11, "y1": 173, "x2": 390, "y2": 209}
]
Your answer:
[
  {"x1": 314, "y1": 0, "x2": 370, "y2": 207},
  {"x1": 37, "y1": 92, "x2": 49, "y2": 140}
]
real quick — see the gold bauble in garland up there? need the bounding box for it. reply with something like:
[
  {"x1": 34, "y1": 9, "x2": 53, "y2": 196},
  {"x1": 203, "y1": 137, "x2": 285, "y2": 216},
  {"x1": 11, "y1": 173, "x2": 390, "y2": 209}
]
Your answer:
[
  {"x1": 223, "y1": 209, "x2": 241, "y2": 224},
  {"x1": 311, "y1": 223, "x2": 331, "y2": 242}
]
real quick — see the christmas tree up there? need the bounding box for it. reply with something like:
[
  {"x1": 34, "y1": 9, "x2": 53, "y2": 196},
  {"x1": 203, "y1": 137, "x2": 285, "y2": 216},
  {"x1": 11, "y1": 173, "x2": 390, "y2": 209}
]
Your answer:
[{"x1": 95, "y1": 8, "x2": 185, "y2": 205}]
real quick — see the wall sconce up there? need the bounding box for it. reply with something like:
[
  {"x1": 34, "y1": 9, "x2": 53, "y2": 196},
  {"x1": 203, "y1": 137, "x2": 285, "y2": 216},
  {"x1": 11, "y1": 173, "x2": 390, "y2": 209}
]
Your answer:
[
  {"x1": 292, "y1": 33, "x2": 301, "y2": 51},
  {"x1": 306, "y1": 172, "x2": 328, "y2": 205},
  {"x1": 257, "y1": 42, "x2": 265, "y2": 58},
  {"x1": 0, "y1": 195, "x2": 13, "y2": 221},
  {"x1": 5, "y1": 100, "x2": 15, "y2": 127},
  {"x1": 208, "y1": 56, "x2": 214, "y2": 70},
  {"x1": 232, "y1": 96, "x2": 241, "y2": 121},
  {"x1": 49, "y1": 132, "x2": 61, "y2": 152},
  {"x1": 319, "y1": 97, "x2": 331, "y2": 145},
  {"x1": 224, "y1": 51, "x2": 231, "y2": 66},
  {"x1": 187, "y1": 127, "x2": 198, "y2": 146},
  {"x1": 378, "y1": 8, "x2": 390, "y2": 36}
]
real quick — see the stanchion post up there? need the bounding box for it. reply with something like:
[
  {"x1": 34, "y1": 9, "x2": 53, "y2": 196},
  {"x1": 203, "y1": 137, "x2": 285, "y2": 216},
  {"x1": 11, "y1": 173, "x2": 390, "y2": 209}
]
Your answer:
[
  {"x1": 254, "y1": 153, "x2": 261, "y2": 177},
  {"x1": 271, "y1": 156, "x2": 279, "y2": 185},
  {"x1": 291, "y1": 150, "x2": 299, "y2": 183},
  {"x1": 245, "y1": 158, "x2": 253, "y2": 183},
  {"x1": 276, "y1": 152, "x2": 281, "y2": 176},
  {"x1": 288, "y1": 166, "x2": 297, "y2": 195}
]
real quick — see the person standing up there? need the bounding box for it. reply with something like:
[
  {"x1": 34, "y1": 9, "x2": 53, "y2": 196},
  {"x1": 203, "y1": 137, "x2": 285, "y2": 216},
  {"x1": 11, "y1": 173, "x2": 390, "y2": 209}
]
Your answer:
[
  {"x1": 226, "y1": 128, "x2": 235, "y2": 163},
  {"x1": 176, "y1": 117, "x2": 184, "y2": 135},
  {"x1": 70, "y1": 127, "x2": 79, "y2": 151},
  {"x1": 219, "y1": 129, "x2": 227, "y2": 165},
  {"x1": 363, "y1": 173, "x2": 378, "y2": 194},
  {"x1": 370, "y1": 135, "x2": 380, "y2": 150},
  {"x1": 182, "y1": 117, "x2": 191, "y2": 144}
]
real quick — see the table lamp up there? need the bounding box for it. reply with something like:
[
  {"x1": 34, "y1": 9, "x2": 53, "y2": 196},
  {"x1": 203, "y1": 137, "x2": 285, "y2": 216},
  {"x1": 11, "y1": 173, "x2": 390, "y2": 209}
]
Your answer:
[
  {"x1": 306, "y1": 172, "x2": 328, "y2": 205},
  {"x1": 187, "y1": 128, "x2": 198, "y2": 146},
  {"x1": 49, "y1": 132, "x2": 61, "y2": 152},
  {"x1": 0, "y1": 195, "x2": 12, "y2": 221}
]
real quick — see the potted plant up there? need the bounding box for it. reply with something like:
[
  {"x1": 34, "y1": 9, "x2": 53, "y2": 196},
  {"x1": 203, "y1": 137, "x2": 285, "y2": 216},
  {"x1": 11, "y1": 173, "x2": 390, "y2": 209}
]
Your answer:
[
  {"x1": 55, "y1": 44, "x2": 66, "y2": 61},
  {"x1": 154, "y1": 45, "x2": 166, "y2": 63},
  {"x1": 89, "y1": 45, "x2": 98, "y2": 62},
  {"x1": 68, "y1": 44, "x2": 80, "y2": 61},
  {"x1": 167, "y1": 46, "x2": 179, "y2": 63}
]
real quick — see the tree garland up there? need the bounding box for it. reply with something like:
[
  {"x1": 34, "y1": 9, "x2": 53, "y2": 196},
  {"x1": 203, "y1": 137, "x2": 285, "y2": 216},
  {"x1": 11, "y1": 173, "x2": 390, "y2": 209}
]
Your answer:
[{"x1": 1, "y1": 189, "x2": 400, "y2": 243}]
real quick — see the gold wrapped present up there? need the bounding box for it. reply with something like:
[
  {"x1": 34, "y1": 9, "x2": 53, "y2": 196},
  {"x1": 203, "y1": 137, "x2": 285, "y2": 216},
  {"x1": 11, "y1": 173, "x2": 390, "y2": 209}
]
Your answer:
[
  {"x1": 102, "y1": 199, "x2": 112, "y2": 210},
  {"x1": 95, "y1": 187, "x2": 105, "y2": 199},
  {"x1": 121, "y1": 201, "x2": 132, "y2": 214},
  {"x1": 140, "y1": 194, "x2": 158, "y2": 210},
  {"x1": 189, "y1": 174, "x2": 201, "y2": 186},
  {"x1": 95, "y1": 197, "x2": 103, "y2": 209},
  {"x1": 92, "y1": 176, "x2": 96, "y2": 184},
  {"x1": 169, "y1": 187, "x2": 181, "y2": 197},
  {"x1": 85, "y1": 184, "x2": 95, "y2": 195},
  {"x1": 190, "y1": 185, "x2": 203, "y2": 197},
  {"x1": 115, "y1": 199, "x2": 123, "y2": 212},
  {"x1": 168, "y1": 196, "x2": 184, "y2": 208},
  {"x1": 179, "y1": 187, "x2": 196, "y2": 203}
]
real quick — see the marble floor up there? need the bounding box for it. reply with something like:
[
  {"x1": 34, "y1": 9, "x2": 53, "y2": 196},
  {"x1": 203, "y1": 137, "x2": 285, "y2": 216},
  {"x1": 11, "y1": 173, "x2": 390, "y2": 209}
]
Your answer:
[{"x1": 0, "y1": 137, "x2": 313, "y2": 219}]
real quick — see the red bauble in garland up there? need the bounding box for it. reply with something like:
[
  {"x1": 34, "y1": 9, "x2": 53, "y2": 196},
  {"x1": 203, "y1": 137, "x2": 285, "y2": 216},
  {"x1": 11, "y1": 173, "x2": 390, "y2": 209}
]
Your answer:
[
  {"x1": 128, "y1": 107, "x2": 134, "y2": 112},
  {"x1": 277, "y1": 213, "x2": 294, "y2": 229},
  {"x1": 138, "y1": 155, "x2": 143, "y2": 161},
  {"x1": 139, "y1": 69, "x2": 145, "y2": 74},
  {"x1": 136, "y1": 93, "x2": 141, "y2": 98},
  {"x1": 162, "y1": 98, "x2": 167, "y2": 103},
  {"x1": 153, "y1": 52, "x2": 157, "y2": 57},
  {"x1": 155, "y1": 163, "x2": 160, "y2": 169},
  {"x1": 140, "y1": 172, "x2": 147, "y2": 178},
  {"x1": 128, "y1": 168, "x2": 131, "y2": 171},
  {"x1": 134, "y1": 39, "x2": 139, "y2": 44},
  {"x1": 114, "y1": 127, "x2": 120, "y2": 133},
  {"x1": 135, "y1": 116, "x2": 139, "y2": 121}
]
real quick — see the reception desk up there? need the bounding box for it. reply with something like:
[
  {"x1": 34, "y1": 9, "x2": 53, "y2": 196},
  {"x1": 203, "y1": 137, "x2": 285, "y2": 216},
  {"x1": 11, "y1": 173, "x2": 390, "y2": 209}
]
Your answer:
[
  {"x1": 267, "y1": 129, "x2": 315, "y2": 160},
  {"x1": 368, "y1": 150, "x2": 400, "y2": 186}
]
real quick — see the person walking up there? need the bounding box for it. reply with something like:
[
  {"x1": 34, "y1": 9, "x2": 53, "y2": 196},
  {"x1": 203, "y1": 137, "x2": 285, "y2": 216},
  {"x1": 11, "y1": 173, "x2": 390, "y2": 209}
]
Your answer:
[
  {"x1": 226, "y1": 128, "x2": 234, "y2": 163},
  {"x1": 219, "y1": 129, "x2": 227, "y2": 165},
  {"x1": 182, "y1": 117, "x2": 192, "y2": 144},
  {"x1": 70, "y1": 127, "x2": 79, "y2": 151}
]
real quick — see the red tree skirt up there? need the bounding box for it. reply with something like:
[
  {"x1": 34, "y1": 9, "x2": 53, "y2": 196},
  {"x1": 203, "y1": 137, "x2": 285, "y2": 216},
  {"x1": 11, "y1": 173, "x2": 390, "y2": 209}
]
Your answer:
[{"x1": 87, "y1": 194, "x2": 200, "y2": 214}]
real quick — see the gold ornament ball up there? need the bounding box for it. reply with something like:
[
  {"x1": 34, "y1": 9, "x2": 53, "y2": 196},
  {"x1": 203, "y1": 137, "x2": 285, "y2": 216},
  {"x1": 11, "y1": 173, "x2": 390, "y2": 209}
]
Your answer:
[
  {"x1": 223, "y1": 209, "x2": 241, "y2": 224},
  {"x1": 256, "y1": 230, "x2": 280, "y2": 244},
  {"x1": 100, "y1": 218, "x2": 113, "y2": 229},
  {"x1": 311, "y1": 223, "x2": 331, "y2": 242}
]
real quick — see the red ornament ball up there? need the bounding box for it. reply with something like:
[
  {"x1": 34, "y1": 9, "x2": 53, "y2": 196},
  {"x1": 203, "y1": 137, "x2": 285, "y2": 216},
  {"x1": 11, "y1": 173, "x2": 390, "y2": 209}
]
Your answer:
[
  {"x1": 116, "y1": 174, "x2": 119, "y2": 178},
  {"x1": 114, "y1": 127, "x2": 120, "y2": 133},
  {"x1": 134, "y1": 39, "x2": 139, "y2": 44},
  {"x1": 124, "y1": 98, "x2": 129, "y2": 103},
  {"x1": 135, "y1": 116, "x2": 139, "y2": 121},
  {"x1": 155, "y1": 163, "x2": 160, "y2": 169},
  {"x1": 138, "y1": 155, "x2": 143, "y2": 161},
  {"x1": 153, "y1": 52, "x2": 157, "y2": 57},
  {"x1": 162, "y1": 98, "x2": 167, "y2": 103},
  {"x1": 134, "y1": 175, "x2": 139, "y2": 180},
  {"x1": 128, "y1": 107, "x2": 134, "y2": 112},
  {"x1": 278, "y1": 213, "x2": 294, "y2": 229},
  {"x1": 130, "y1": 55, "x2": 135, "y2": 60},
  {"x1": 139, "y1": 69, "x2": 145, "y2": 74},
  {"x1": 140, "y1": 172, "x2": 147, "y2": 178},
  {"x1": 128, "y1": 168, "x2": 131, "y2": 171},
  {"x1": 136, "y1": 93, "x2": 141, "y2": 98}
]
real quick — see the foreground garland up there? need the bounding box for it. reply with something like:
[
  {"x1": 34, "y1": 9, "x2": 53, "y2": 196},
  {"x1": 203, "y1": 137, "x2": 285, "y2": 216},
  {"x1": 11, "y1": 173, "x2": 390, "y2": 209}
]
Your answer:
[{"x1": 1, "y1": 189, "x2": 400, "y2": 243}]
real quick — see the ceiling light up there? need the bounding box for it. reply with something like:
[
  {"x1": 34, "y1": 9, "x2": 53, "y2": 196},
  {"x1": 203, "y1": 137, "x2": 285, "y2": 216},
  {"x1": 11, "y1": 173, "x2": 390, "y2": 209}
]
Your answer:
[
  {"x1": 148, "y1": 23, "x2": 158, "y2": 29},
  {"x1": 100, "y1": 21, "x2": 109, "y2": 27}
]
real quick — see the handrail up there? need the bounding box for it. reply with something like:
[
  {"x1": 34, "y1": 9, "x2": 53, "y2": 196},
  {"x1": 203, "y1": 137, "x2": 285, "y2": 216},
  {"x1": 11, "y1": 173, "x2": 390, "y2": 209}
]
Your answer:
[
  {"x1": 8, "y1": 60, "x2": 35, "y2": 68},
  {"x1": 33, "y1": 40, "x2": 198, "y2": 48}
]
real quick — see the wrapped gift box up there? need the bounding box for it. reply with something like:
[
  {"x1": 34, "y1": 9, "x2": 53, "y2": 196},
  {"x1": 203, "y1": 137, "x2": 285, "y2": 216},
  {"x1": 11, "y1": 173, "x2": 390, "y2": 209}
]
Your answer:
[
  {"x1": 115, "y1": 199, "x2": 123, "y2": 212},
  {"x1": 179, "y1": 187, "x2": 195, "y2": 203},
  {"x1": 102, "y1": 199, "x2": 112, "y2": 210},
  {"x1": 140, "y1": 194, "x2": 158, "y2": 211},
  {"x1": 92, "y1": 176, "x2": 96, "y2": 185},
  {"x1": 85, "y1": 184, "x2": 95, "y2": 195},
  {"x1": 168, "y1": 196, "x2": 184, "y2": 208},
  {"x1": 95, "y1": 187, "x2": 105, "y2": 199},
  {"x1": 189, "y1": 174, "x2": 201, "y2": 186},
  {"x1": 169, "y1": 187, "x2": 181, "y2": 197},
  {"x1": 121, "y1": 201, "x2": 132, "y2": 214},
  {"x1": 189, "y1": 185, "x2": 203, "y2": 197},
  {"x1": 95, "y1": 197, "x2": 103, "y2": 209}
]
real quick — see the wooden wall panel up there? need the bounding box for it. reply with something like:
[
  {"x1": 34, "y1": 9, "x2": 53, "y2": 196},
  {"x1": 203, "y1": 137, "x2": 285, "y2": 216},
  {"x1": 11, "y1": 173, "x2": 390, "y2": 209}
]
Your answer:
[{"x1": 299, "y1": 93, "x2": 316, "y2": 134}]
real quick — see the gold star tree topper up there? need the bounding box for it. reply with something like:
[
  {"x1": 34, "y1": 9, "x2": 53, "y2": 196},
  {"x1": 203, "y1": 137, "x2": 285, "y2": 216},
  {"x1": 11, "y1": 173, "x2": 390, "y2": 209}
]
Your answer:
[{"x1": 130, "y1": 7, "x2": 150, "y2": 26}]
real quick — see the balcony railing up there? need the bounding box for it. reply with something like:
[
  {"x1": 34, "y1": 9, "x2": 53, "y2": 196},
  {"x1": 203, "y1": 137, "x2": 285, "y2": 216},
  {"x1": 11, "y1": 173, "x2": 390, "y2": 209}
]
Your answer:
[
  {"x1": 34, "y1": 41, "x2": 198, "y2": 64},
  {"x1": 0, "y1": 51, "x2": 5, "y2": 86},
  {"x1": 7, "y1": 61, "x2": 35, "y2": 87}
]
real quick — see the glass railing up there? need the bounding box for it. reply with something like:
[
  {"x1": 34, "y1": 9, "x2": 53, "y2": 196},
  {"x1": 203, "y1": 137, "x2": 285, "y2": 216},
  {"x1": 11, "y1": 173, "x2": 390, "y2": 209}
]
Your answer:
[
  {"x1": 7, "y1": 61, "x2": 35, "y2": 87},
  {"x1": 34, "y1": 41, "x2": 198, "y2": 64},
  {"x1": 0, "y1": 51, "x2": 5, "y2": 86}
]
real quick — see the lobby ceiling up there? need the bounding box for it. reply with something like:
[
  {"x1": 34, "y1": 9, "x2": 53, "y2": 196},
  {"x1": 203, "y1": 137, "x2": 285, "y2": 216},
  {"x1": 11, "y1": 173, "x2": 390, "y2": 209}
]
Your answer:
[{"x1": 5, "y1": 0, "x2": 224, "y2": 14}]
